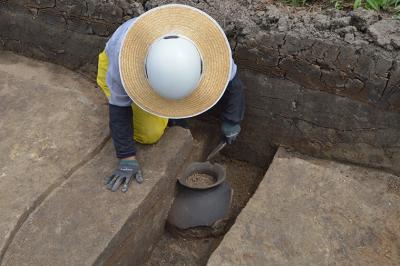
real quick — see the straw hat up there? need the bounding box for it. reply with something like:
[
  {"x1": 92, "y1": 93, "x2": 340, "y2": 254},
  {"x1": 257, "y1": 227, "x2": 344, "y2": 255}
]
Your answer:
[{"x1": 119, "y1": 4, "x2": 232, "y2": 118}]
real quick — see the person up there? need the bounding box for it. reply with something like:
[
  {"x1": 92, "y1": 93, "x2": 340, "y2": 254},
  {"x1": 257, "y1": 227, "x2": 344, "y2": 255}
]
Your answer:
[{"x1": 96, "y1": 4, "x2": 245, "y2": 192}]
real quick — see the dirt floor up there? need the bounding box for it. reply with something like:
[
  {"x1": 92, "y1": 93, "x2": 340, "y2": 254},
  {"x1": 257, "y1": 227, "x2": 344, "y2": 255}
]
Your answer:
[{"x1": 145, "y1": 119, "x2": 267, "y2": 266}]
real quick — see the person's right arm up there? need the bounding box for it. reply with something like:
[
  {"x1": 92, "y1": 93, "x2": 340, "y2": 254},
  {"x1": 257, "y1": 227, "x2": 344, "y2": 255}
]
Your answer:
[{"x1": 103, "y1": 18, "x2": 143, "y2": 192}]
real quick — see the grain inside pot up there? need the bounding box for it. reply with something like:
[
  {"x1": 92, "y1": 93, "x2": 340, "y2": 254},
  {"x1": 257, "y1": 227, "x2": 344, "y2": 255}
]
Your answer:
[{"x1": 186, "y1": 173, "x2": 216, "y2": 188}]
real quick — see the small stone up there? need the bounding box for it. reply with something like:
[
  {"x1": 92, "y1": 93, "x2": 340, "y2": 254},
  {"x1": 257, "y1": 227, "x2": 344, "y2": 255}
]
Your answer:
[
  {"x1": 256, "y1": 11, "x2": 265, "y2": 17},
  {"x1": 331, "y1": 17, "x2": 351, "y2": 29},
  {"x1": 392, "y1": 39, "x2": 400, "y2": 49},
  {"x1": 313, "y1": 14, "x2": 331, "y2": 30},
  {"x1": 265, "y1": 5, "x2": 281, "y2": 22},
  {"x1": 351, "y1": 39, "x2": 370, "y2": 46},
  {"x1": 278, "y1": 17, "x2": 289, "y2": 32},
  {"x1": 29, "y1": 8, "x2": 38, "y2": 16},
  {"x1": 335, "y1": 26, "x2": 357, "y2": 35},
  {"x1": 368, "y1": 20, "x2": 400, "y2": 48},
  {"x1": 344, "y1": 33, "x2": 355, "y2": 43},
  {"x1": 118, "y1": 0, "x2": 129, "y2": 10},
  {"x1": 126, "y1": 8, "x2": 133, "y2": 15},
  {"x1": 241, "y1": 26, "x2": 252, "y2": 35},
  {"x1": 291, "y1": 101, "x2": 297, "y2": 110},
  {"x1": 350, "y1": 8, "x2": 380, "y2": 32}
]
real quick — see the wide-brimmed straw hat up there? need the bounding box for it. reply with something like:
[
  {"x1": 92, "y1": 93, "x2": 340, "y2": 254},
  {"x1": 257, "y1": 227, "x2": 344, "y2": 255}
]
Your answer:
[{"x1": 119, "y1": 4, "x2": 232, "y2": 118}]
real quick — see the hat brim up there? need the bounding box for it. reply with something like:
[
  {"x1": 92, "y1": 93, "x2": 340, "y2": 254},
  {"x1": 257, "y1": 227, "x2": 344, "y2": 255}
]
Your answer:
[{"x1": 119, "y1": 4, "x2": 232, "y2": 119}]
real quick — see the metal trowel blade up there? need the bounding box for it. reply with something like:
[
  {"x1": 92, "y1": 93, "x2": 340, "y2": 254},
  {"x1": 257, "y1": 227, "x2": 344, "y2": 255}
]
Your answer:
[{"x1": 206, "y1": 140, "x2": 227, "y2": 161}]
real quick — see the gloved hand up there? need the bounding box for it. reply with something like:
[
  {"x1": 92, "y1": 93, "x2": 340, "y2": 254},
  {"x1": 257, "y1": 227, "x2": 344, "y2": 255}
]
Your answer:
[
  {"x1": 221, "y1": 121, "x2": 241, "y2": 144},
  {"x1": 105, "y1": 159, "x2": 143, "y2": 192}
]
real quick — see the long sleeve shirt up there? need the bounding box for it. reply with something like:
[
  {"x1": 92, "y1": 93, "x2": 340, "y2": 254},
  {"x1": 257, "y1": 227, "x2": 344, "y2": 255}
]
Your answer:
[{"x1": 105, "y1": 18, "x2": 245, "y2": 158}]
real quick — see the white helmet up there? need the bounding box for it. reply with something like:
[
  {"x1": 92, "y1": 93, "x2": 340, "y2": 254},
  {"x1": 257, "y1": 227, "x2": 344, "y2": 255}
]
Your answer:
[{"x1": 145, "y1": 34, "x2": 203, "y2": 100}]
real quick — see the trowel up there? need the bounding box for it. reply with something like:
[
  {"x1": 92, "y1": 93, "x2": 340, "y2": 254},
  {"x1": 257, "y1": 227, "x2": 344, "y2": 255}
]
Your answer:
[{"x1": 206, "y1": 139, "x2": 227, "y2": 161}]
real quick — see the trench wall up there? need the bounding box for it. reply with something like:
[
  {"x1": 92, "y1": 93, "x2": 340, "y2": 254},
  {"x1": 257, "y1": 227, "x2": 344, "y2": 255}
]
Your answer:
[{"x1": 1, "y1": 0, "x2": 399, "y2": 173}]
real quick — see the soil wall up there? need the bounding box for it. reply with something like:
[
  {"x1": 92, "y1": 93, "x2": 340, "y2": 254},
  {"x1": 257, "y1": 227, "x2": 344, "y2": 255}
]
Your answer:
[{"x1": 1, "y1": 0, "x2": 399, "y2": 173}]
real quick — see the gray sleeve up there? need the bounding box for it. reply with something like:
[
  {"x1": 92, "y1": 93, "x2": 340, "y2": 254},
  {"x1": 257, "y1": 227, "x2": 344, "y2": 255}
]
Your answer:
[
  {"x1": 105, "y1": 19, "x2": 136, "y2": 107},
  {"x1": 107, "y1": 70, "x2": 133, "y2": 107},
  {"x1": 229, "y1": 57, "x2": 237, "y2": 81}
]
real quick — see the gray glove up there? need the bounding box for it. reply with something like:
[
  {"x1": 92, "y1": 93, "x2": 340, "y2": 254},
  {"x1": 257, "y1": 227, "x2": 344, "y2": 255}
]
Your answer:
[
  {"x1": 105, "y1": 159, "x2": 143, "y2": 192},
  {"x1": 221, "y1": 121, "x2": 241, "y2": 144}
]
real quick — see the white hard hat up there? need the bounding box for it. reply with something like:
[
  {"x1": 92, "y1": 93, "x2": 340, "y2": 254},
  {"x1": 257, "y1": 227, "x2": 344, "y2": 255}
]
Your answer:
[
  {"x1": 120, "y1": 4, "x2": 232, "y2": 118},
  {"x1": 145, "y1": 34, "x2": 203, "y2": 100}
]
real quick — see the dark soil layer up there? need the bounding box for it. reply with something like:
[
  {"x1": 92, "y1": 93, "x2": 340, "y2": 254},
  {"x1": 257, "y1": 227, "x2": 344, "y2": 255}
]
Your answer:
[
  {"x1": 145, "y1": 154, "x2": 265, "y2": 266},
  {"x1": 2, "y1": 1, "x2": 400, "y2": 175}
]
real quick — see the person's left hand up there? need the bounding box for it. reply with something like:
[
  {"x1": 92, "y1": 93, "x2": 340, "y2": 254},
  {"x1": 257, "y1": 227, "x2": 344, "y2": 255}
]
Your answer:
[{"x1": 221, "y1": 121, "x2": 241, "y2": 144}]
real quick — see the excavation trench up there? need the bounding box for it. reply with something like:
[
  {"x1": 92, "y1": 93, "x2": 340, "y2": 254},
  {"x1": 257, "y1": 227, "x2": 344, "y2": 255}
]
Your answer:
[
  {"x1": 145, "y1": 119, "x2": 271, "y2": 266},
  {"x1": 1, "y1": 1, "x2": 400, "y2": 265}
]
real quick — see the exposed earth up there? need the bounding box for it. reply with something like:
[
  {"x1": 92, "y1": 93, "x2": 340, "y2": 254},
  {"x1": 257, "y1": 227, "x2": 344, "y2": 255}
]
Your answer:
[
  {"x1": 0, "y1": 51, "x2": 193, "y2": 265},
  {"x1": 2, "y1": 0, "x2": 400, "y2": 174},
  {"x1": 1, "y1": 44, "x2": 400, "y2": 266},
  {"x1": 145, "y1": 154, "x2": 266, "y2": 266},
  {"x1": 1, "y1": 0, "x2": 400, "y2": 262},
  {"x1": 209, "y1": 148, "x2": 400, "y2": 265}
]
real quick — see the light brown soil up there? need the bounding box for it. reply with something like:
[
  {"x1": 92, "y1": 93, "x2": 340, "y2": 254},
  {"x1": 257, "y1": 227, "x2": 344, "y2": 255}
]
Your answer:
[
  {"x1": 186, "y1": 173, "x2": 216, "y2": 188},
  {"x1": 388, "y1": 176, "x2": 400, "y2": 196}
]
